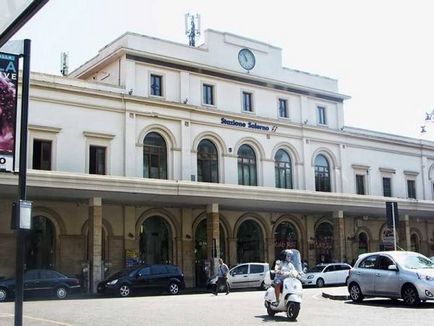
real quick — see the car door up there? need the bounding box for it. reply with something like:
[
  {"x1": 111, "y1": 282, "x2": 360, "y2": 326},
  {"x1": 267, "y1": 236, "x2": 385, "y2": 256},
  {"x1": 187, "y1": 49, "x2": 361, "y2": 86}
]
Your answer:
[
  {"x1": 248, "y1": 264, "x2": 265, "y2": 288},
  {"x1": 149, "y1": 265, "x2": 169, "y2": 291},
  {"x1": 335, "y1": 264, "x2": 351, "y2": 284},
  {"x1": 132, "y1": 266, "x2": 151, "y2": 292},
  {"x1": 353, "y1": 255, "x2": 378, "y2": 295},
  {"x1": 23, "y1": 270, "x2": 41, "y2": 297},
  {"x1": 373, "y1": 255, "x2": 400, "y2": 297},
  {"x1": 39, "y1": 270, "x2": 62, "y2": 295},
  {"x1": 322, "y1": 265, "x2": 337, "y2": 285},
  {"x1": 229, "y1": 264, "x2": 249, "y2": 288}
]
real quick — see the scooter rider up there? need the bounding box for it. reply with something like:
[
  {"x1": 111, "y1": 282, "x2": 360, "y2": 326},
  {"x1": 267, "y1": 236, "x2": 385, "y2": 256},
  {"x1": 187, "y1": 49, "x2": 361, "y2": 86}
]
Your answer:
[{"x1": 272, "y1": 249, "x2": 295, "y2": 306}]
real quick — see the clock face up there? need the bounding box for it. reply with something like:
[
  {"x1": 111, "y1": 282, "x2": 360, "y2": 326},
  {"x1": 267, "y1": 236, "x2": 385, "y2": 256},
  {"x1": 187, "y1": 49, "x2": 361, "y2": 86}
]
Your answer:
[{"x1": 238, "y1": 48, "x2": 256, "y2": 71}]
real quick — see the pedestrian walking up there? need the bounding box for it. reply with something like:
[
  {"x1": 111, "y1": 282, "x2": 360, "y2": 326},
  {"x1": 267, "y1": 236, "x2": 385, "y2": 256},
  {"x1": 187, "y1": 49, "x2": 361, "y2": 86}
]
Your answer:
[{"x1": 213, "y1": 258, "x2": 229, "y2": 295}]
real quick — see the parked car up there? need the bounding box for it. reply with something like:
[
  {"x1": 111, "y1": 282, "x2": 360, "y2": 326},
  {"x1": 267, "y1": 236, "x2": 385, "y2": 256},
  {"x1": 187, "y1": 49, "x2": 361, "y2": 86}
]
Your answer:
[
  {"x1": 97, "y1": 264, "x2": 185, "y2": 297},
  {"x1": 207, "y1": 262, "x2": 269, "y2": 291},
  {"x1": 301, "y1": 263, "x2": 352, "y2": 287},
  {"x1": 347, "y1": 251, "x2": 434, "y2": 306},
  {"x1": 0, "y1": 269, "x2": 80, "y2": 302}
]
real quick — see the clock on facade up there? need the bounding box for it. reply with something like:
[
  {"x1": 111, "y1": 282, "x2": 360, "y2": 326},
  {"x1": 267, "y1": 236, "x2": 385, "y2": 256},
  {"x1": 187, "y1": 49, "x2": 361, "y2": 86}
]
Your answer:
[{"x1": 238, "y1": 48, "x2": 256, "y2": 71}]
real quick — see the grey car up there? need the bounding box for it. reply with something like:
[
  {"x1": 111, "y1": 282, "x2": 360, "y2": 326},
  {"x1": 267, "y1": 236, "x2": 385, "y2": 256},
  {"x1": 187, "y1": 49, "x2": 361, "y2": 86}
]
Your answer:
[{"x1": 347, "y1": 251, "x2": 434, "y2": 306}]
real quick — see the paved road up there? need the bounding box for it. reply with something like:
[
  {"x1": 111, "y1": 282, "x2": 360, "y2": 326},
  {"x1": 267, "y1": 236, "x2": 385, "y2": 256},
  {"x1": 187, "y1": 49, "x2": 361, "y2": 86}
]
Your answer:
[{"x1": 1, "y1": 287, "x2": 434, "y2": 325}]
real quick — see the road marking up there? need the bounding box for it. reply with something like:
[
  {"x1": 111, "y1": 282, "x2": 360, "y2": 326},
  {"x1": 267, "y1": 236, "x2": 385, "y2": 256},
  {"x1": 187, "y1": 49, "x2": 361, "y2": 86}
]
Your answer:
[{"x1": 0, "y1": 312, "x2": 73, "y2": 325}]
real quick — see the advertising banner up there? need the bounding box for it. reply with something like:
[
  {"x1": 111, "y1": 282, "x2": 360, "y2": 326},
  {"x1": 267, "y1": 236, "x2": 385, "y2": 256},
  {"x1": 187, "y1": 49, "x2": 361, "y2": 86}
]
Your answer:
[{"x1": 0, "y1": 52, "x2": 18, "y2": 172}]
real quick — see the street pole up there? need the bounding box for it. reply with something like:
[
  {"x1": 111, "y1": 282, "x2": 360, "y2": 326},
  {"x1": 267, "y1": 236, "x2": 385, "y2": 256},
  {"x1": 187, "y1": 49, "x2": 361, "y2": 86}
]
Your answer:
[
  {"x1": 392, "y1": 203, "x2": 397, "y2": 251},
  {"x1": 14, "y1": 38, "x2": 31, "y2": 326}
]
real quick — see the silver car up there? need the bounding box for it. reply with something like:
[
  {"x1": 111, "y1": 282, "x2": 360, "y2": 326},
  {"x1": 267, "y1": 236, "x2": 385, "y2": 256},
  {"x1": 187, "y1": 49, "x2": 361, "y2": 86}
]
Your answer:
[
  {"x1": 208, "y1": 262, "x2": 270, "y2": 290},
  {"x1": 347, "y1": 251, "x2": 434, "y2": 306}
]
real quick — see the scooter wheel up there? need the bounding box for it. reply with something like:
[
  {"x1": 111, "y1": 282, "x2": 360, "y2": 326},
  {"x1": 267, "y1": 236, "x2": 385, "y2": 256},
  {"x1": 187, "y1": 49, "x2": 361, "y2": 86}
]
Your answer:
[
  {"x1": 286, "y1": 301, "x2": 300, "y2": 321},
  {"x1": 265, "y1": 301, "x2": 276, "y2": 317}
]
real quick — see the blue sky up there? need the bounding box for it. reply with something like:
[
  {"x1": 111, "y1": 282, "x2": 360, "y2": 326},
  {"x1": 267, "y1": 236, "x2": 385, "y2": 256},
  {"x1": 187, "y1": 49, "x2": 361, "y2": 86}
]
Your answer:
[{"x1": 10, "y1": 0, "x2": 434, "y2": 139}]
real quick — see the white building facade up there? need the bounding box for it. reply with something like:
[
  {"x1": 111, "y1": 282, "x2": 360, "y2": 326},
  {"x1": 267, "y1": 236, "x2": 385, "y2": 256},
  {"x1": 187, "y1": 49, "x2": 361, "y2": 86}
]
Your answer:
[{"x1": 1, "y1": 30, "x2": 434, "y2": 291}]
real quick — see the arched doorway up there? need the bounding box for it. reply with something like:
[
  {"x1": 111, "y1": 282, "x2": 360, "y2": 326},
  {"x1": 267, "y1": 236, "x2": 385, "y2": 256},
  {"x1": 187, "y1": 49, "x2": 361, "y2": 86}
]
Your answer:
[
  {"x1": 358, "y1": 232, "x2": 369, "y2": 255},
  {"x1": 194, "y1": 219, "x2": 226, "y2": 287},
  {"x1": 274, "y1": 221, "x2": 298, "y2": 259},
  {"x1": 237, "y1": 220, "x2": 263, "y2": 263},
  {"x1": 410, "y1": 233, "x2": 420, "y2": 252},
  {"x1": 315, "y1": 222, "x2": 333, "y2": 263},
  {"x1": 139, "y1": 216, "x2": 172, "y2": 264},
  {"x1": 25, "y1": 216, "x2": 55, "y2": 270}
]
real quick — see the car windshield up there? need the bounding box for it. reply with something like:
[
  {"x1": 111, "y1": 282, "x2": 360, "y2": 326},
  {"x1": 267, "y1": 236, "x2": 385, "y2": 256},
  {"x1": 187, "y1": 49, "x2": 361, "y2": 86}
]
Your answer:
[
  {"x1": 396, "y1": 254, "x2": 434, "y2": 269},
  {"x1": 308, "y1": 265, "x2": 325, "y2": 273}
]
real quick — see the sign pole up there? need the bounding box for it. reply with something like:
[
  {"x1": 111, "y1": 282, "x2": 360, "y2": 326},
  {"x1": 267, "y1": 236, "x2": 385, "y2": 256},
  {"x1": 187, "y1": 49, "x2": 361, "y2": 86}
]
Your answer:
[
  {"x1": 14, "y1": 38, "x2": 30, "y2": 326},
  {"x1": 392, "y1": 203, "x2": 397, "y2": 251}
]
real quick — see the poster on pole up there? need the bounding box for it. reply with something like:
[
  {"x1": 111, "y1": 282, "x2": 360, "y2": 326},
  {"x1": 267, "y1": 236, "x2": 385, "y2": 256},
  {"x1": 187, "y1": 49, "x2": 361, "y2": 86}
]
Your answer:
[{"x1": 0, "y1": 52, "x2": 19, "y2": 172}]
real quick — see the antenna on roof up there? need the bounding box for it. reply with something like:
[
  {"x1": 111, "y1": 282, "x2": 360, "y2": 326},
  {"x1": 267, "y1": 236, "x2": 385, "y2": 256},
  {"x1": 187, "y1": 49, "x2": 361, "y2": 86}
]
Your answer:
[
  {"x1": 60, "y1": 52, "x2": 69, "y2": 76},
  {"x1": 185, "y1": 13, "x2": 200, "y2": 47}
]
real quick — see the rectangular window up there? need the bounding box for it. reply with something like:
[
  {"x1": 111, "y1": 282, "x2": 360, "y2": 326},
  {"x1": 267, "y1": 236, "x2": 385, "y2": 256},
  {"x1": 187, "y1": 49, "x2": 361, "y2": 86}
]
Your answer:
[
  {"x1": 32, "y1": 139, "x2": 52, "y2": 170},
  {"x1": 383, "y1": 177, "x2": 392, "y2": 197},
  {"x1": 407, "y1": 180, "x2": 416, "y2": 199},
  {"x1": 89, "y1": 145, "x2": 106, "y2": 175},
  {"x1": 150, "y1": 74, "x2": 162, "y2": 96},
  {"x1": 278, "y1": 99, "x2": 288, "y2": 118},
  {"x1": 317, "y1": 106, "x2": 327, "y2": 125},
  {"x1": 242, "y1": 92, "x2": 253, "y2": 112},
  {"x1": 356, "y1": 174, "x2": 365, "y2": 195},
  {"x1": 203, "y1": 84, "x2": 214, "y2": 105}
]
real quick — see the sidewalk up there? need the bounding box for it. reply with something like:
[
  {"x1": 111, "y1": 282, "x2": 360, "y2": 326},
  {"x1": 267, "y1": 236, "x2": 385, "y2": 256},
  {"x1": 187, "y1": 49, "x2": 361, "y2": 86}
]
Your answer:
[{"x1": 321, "y1": 286, "x2": 350, "y2": 300}]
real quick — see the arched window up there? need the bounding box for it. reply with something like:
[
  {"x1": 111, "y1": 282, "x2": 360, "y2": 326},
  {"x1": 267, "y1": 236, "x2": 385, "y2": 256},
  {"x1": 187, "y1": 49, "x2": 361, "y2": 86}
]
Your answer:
[
  {"x1": 315, "y1": 154, "x2": 331, "y2": 192},
  {"x1": 238, "y1": 145, "x2": 257, "y2": 186},
  {"x1": 197, "y1": 139, "x2": 219, "y2": 183},
  {"x1": 237, "y1": 220, "x2": 263, "y2": 263},
  {"x1": 275, "y1": 149, "x2": 293, "y2": 189},
  {"x1": 143, "y1": 132, "x2": 167, "y2": 179}
]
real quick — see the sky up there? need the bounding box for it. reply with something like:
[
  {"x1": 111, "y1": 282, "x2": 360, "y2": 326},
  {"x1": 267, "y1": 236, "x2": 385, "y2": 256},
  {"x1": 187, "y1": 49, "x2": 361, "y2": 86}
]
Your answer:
[{"x1": 8, "y1": 0, "x2": 434, "y2": 140}]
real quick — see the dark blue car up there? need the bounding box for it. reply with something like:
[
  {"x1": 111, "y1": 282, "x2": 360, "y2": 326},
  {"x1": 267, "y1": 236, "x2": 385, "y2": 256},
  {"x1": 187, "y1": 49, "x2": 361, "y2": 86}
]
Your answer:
[
  {"x1": 97, "y1": 264, "x2": 185, "y2": 297},
  {"x1": 0, "y1": 269, "x2": 80, "y2": 302}
]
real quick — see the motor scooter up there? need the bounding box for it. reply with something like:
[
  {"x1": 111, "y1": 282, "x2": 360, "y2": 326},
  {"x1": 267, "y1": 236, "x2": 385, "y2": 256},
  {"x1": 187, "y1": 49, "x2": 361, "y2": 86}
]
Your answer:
[{"x1": 264, "y1": 249, "x2": 303, "y2": 321}]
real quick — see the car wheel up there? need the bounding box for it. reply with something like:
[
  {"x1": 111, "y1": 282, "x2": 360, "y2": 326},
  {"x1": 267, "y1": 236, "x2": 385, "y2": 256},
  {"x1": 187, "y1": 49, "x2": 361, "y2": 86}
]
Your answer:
[
  {"x1": 402, "y1": 284, "x2": 420, "y2": 306},
  {"x1": 55, "y1": 286, "x2": 68, "y2": 299},
  {"x1": 119, "y1": 284, "x2": 131, "y2": 297},
  {"x1": 168, "y1": 282, "x2": 180, "y2": 295},
  {"x1": 349, "y1": 283, "x2": 364, "y2": 303},
  {"x1": 0, "y1": 288, "x2": 8, "y2": 302},
  {"x1": 265, "y1": 301, "x2": 275, "y2": 317},
  {"x1": 316, "y1": 278, "x2": 325, "y2": 288},
  {"x1": 286, "y1": 301, "x2": 300, "y2": 321}
]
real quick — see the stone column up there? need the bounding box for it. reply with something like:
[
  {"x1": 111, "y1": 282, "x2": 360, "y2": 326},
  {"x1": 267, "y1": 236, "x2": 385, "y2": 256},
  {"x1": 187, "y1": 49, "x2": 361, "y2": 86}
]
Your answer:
[
  {"x1": 228, "y1": 238, "x2": 237, "y2": 267},
  {"x1": 333, "y1": 210, "x2": 345, "y2": 262},
  {"x1": 88, "y1": 197, "x2": 102, "y2": 293},
  {"x1": 206, "y1": 204, "x2": 220, "y2": 277},
  {"x1": 181, "y1": 208, "x2": 194, "y2": 288},
  {"x1": 399, "y1": 214, "x2": 411, "y2": 250},
  {"x1": 266, "y1": 237, "x2": 275, "y2": 265}
]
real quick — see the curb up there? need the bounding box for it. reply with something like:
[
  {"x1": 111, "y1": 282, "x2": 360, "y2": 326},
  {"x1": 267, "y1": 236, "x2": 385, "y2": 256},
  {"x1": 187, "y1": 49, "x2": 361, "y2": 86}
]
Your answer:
[{"x1": 322, "y1": 291, "x2": 350, "y2": 300}]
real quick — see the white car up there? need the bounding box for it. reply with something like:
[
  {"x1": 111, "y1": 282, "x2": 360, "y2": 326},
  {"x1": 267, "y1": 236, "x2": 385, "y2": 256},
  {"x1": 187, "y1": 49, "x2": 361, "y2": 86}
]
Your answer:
[
  {"x1": 208, "y1": 262, "x2": 270, "y2": 290},
  {"x1": 301, "y1": 263, "x2": 352, "y2": 287}
]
